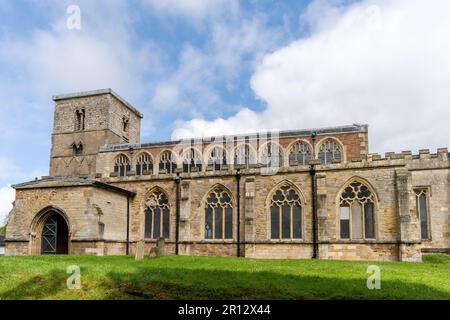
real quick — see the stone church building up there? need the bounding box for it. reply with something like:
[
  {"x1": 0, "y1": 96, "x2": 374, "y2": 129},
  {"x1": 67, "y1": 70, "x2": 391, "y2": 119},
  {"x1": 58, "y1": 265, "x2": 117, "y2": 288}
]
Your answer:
[{"x1": 5, "y1": 89, "x2": 449, "y2": 261}]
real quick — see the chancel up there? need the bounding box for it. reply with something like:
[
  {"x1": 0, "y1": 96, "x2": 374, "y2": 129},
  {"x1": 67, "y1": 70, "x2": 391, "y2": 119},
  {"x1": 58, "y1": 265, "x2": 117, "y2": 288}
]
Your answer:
[{"x1": 4, "y1": 89, "x2": 449, "y2": 261}]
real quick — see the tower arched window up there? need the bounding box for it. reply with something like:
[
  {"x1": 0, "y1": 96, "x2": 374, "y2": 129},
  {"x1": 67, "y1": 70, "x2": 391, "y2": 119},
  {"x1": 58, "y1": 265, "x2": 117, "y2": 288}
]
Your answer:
[
  {"x1": 75, "y1": 109, "x2": 85, "y2": 131},
  {"x1": 270, "y1": 183, "x2": 303, "y2": 239},
  {"x1": 183, "y1": 148, "x2": 202, "y2": 173},
  {"x1": 144, "y1": 189, "x2": 170, "y2": 239},
  {"x1": 234, "y1": 144, "x2": 256, "y2": 169},
  {"x1": 136, "y1": 153, "x2": 153, "y2": 176},
  {"x1": 339, "y1": 180, "x2": 376, "y2": 239},
  {"x1": 205, "y1": 187, "x2": 233, "y2": 240},
  {"x1": 289, "y1": 141, "x2": 312, "y2": 166},
  {"x1": 159, "y1": 151, "x2": 177, "y2": 174},
  {"x1": 318, "y1": 139, "x2": 342, "y2": 164},
  {"x1": 261, "y1": 142, "x2": 283, "y2": 168},
  {"x1": 72, "y1": 142, "x2": 83, "y2": 156},
  {"x1": 114, "y1": 154, "x2": 130, "y2": 177},
  {"x1": 208, "y1": 146, "x2": 227, "y2": 171}
]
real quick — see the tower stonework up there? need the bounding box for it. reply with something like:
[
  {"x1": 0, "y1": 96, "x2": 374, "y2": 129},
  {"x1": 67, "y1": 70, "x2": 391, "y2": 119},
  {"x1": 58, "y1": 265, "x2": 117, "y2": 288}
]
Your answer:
[{"x1": 49, "y1": 89, "x2": 143, "y2": 178}]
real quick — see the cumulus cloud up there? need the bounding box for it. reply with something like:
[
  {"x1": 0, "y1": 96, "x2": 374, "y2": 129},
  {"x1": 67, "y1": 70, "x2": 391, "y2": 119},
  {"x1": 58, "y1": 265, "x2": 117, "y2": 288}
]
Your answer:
[
  {"x1": 174, "y1": 0, "x2": 450, "y2": 153},
  {"x1": 0, "y1": 185, "x2": 15, "y2": 226}
]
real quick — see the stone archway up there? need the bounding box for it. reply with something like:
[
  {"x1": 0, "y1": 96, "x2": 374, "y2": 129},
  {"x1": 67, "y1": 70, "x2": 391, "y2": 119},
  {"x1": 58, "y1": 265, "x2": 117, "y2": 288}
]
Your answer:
[{"x1": 30, "y1": 207, "x2": 71, "y2": 255}]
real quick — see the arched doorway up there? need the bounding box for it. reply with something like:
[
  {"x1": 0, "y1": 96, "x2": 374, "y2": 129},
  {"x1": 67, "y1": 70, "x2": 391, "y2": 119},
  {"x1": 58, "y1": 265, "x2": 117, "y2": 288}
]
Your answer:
[{"x1": 40, "y1": 212, "x2": 69, "y2": 254}]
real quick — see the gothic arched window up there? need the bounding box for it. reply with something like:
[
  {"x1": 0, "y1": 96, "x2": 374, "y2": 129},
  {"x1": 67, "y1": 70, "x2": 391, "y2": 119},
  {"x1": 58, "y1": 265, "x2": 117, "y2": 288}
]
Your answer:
[
  {"x1": 75, "y1": 109, "x2": 85, "y2": 131},
  {"x1": 234, "y1": 144, "x2": 256, "y2": 169},
  {"x1": 144, "y1": 190, "x2": 170, "y2": 239},
  {"x1": 289, "y1": 141, "x2": 312, "y2": 166},
  {"x1": 205, "y1": 187, "x2": 233, "y2": 240},
  {"x1": 318, "y1": 139, "x2": 342, "y2": 164},
  {"x1": 260, "y1": 142, "x2": 283, "y2": 168},
  {"x1": 159, "y1": 151, "x2": 177, "y2": 174},
  {"x1": 183, "y1": 148, "x2": 202, "y2": 173},
  {"x1": 136, "y1": 152, "x2": 153, "y2": 176},
  {"x1": 270, "y1": 184, "x2": 303, "y2": 239},
  {"x1": 339, "y1": 180, "x2": 376, "y2": 239},
  {"x1": 208, "y1": 146, "x2": 227, "y2": 171},
  {"x1": 114, "y1": 154, "x2": 130, "y2": 177}
]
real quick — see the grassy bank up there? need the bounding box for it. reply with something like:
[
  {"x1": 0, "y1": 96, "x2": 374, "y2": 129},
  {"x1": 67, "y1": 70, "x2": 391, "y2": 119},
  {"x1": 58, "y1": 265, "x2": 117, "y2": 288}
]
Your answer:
[{"x1": 0, "y1": 255, "x2": 448, "y2": 300}]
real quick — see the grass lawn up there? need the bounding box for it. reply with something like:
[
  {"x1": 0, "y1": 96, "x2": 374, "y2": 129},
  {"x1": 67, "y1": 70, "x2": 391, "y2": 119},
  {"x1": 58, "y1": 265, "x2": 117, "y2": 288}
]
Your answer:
[{"x1": 0, "y1": 254, "x2": 448, "y2": 300}]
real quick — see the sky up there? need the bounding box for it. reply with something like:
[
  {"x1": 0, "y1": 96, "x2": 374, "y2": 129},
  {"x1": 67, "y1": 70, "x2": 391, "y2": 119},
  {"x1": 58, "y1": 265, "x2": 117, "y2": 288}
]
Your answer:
[{"x1": 0, "y1": 0, "x2": 449, "y2": 225}]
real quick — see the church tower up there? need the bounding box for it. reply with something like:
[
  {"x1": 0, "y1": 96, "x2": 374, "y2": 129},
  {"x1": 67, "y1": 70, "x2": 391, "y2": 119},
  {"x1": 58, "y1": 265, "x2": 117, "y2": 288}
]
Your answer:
[{"x1": 49, "y1": 89, "x2": 143, "y2": 178}]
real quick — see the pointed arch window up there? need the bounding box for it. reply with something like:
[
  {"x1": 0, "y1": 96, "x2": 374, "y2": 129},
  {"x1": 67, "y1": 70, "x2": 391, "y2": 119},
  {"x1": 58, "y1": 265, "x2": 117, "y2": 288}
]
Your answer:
[
  {"x1": 339, "y1": 180, "x2": 376, "y2": 239},
  {"x1": 208, "y1": 146, "x2": 227, "y2": 171},
  {"x1": 261, "y1": 142, "x2": 283, "y2": 168},
  {"x1": 159, "y1": 151, "x2": 177, "y2": 174},
  {"x1": 183, "y1": 148, "x2": 202, "y2": 173},
  {"x1": 114, "y1": 154, "x2": 130, "y2": 177},
  {"x1": 145, "y1": 190, "x2": 170, "y2": 239},
  {"x1": 234, "y1": 144, "x2": 256, "y2": 169},
  {"x1": 270, "y1": 184, "x2": 303, "y2": 239},
  {"x1": 75, "y1": 109, "x2": 85, "y2": 131},
  {"x1": 318, "y1": 139, "x2": 342, "y2": 164},
  {"x1": 205, "y1": 187, "x2": 233, "y2": 240},
  {"x1": 414, "y1": 189, "x2": 430, "y2": 240},
  {"x1": 136, "y1": 153, "x2": 153, "y2": 176},
  {"x1": 289, "y1": 141, "x2": 312, "y2": 166}
]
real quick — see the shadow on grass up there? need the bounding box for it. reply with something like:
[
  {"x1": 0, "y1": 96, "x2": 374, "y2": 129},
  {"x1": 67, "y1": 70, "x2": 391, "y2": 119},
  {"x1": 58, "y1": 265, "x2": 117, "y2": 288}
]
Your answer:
[
  {"x1": 101, "y1": 266, "x2": 450, "y2": 300},
  {"x1": 1, "y1": 269, "x2": 67, "y2": 300},
  {"x1": 1, "y1": 265, "x2": 448, "y2": 300}
]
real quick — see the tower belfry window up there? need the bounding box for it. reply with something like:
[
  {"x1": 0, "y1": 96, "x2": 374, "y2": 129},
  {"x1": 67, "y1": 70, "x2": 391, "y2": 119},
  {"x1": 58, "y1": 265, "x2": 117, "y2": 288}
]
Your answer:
[{"x1": 75, "y1": 109, "x2": 85, "y2": 131}]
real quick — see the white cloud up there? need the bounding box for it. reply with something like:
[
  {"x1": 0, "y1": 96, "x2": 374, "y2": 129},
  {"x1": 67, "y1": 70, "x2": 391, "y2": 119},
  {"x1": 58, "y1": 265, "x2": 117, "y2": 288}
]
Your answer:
[
  {"x1": 0, "y1": 185, "x2": 15, "y2": 226},
  {"x1": 175, "y1": 0, "x2": 450, "y2": 154},
  {"x1": 144, "y1": 0, "x2": 238, "y2": 23}
]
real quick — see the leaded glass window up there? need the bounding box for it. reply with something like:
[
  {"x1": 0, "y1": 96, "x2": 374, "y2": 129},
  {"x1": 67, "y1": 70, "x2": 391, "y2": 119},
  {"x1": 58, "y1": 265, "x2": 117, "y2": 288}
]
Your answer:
[
  {"x1": 136, "y1": 153, "x2": 153, "y2": 176},
  {"x1": 318, "y1": 139, "x2": 342, "y2": 164},
  {"x1": 234, "y1": 144, "x2": 256, "y2": 169},
  {"x1": 145, "y1": 190, "x2": 170, "y2": 239},
  {"x1": 208, "y1": 146, "x2": 227, "y2": 171},
  {"x1": 261, "y1": 142, "x2": 283, "y2": 168},
  {"x1": 205, "y1": 187, "x2": 233, "y2": 240},
  {"x1": 270, "y1": 184, "x2": 302, "y2": 239},
  {"x1": 114, "y1": 154, "x2": 131, "y2": 177},
  {"x1": 339, "y1": 180, "x2": 375, "y2": 239},
  {"x1": 159, "y1": 150, "x2": 177, "y2": 174},
  {"x1": 415, "y1": 189, "x2": 430, "y2": 240},
  {"x1": 289, "y1": 141, "x2": 312, "y2": 166},
  {"x1": 183, "y1": 148, "x2": 202, "y2": 173}
]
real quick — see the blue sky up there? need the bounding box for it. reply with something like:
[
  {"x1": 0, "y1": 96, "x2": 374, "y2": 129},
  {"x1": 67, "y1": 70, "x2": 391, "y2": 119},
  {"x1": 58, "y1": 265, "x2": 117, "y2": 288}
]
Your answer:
[{"x1": 0, "y1": 0, "x2": 449, "y2": 223}]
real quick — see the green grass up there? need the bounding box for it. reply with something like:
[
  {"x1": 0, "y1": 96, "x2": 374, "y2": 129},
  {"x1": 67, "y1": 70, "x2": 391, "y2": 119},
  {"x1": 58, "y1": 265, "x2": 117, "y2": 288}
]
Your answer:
[{"x1": 0, "y1": 255, "x2": 448, "y2": 300}]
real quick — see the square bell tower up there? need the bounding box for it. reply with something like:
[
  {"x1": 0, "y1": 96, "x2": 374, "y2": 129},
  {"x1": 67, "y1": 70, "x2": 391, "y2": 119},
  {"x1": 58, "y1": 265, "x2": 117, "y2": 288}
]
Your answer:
[{"x1": 49, "y1": 89, "x2": 143, "y2": 178}]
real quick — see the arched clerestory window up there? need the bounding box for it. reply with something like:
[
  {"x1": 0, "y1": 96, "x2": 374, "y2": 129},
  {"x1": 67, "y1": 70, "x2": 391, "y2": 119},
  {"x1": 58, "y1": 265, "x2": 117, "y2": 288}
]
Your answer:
[
  {"x1": 205, "y1": 187, "x2": 233, "y2": 240},
  {"x1": 318, "y1": 139, "x2": 342, "y2": 164},
  {"x1": 339, "y1": 180, "x2": 376, "y2": 239},
  {"x1": 159, "y1": 151, "x2": 177, "y2": 174},
  {"x1": 144, "y1": 189, "x2": 170, "y2": 239},
  {"x1": 114, "y1": 154, "x2": 130, "y2": 177},
  {"x1": 234, "y1": 144, "x2": 256, "y2": 169},
  {"x1": 183, "y1": 148, "x2": 202, "y2": 173},
  {"x1": 289, "y1": 141, "x2": 312, "y2": 166},
  {"x1": 136, "y1": 152, "x2": 153, "y2": 176},
  {"x1": 260, "y1": 142, "x2": 283, "y2": 168},
  {"x1": 208, "y1": 146, "x2": 227, "y2": 171},
  {"x1": 270, "y1": 183, "x2": 303, "y2": 239}
]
